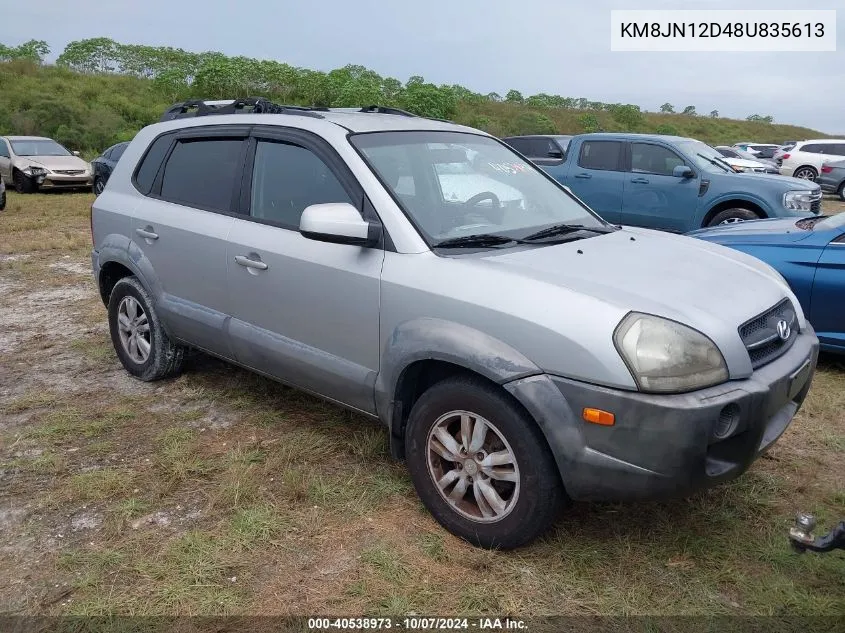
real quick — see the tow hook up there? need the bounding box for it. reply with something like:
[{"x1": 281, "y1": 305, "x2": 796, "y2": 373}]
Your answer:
[{"x1": 789, "y1": 512, "x2": 845, "y2": 553}]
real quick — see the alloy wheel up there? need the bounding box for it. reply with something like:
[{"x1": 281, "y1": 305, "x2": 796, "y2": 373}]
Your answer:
[
  {"x1": 117, "y1": 295, "x2": 151, "y2": 364},
  {"x1": 426, "y1": 410, "x2": 520, "y2": 523}
]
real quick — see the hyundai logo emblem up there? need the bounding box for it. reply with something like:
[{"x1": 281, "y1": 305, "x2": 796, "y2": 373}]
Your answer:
[{"x1": 776, "y1": 319, "x2": 791, "y2": 341}]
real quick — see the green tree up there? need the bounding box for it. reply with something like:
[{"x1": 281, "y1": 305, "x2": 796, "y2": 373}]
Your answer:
[
  {"x1": 578, "y1": 113, "x2": 600, "y2": 132},
  {"x1": 610, "y1": 104, "x2": 643, "y2": 130},
  {"x1": 510, "y1": 112, "x2": 555, "y2": 135},
  {"x1": 398, "y1": 80, "x2": 457, "y2": 119},
  {"x1": 709, "y1": 110, "x2": 719, "y2": 118},
  {"x1": 505, "y1": 89, "x2": 524, "y2": 103},
  {"x1": 57, "y1": 38, "x2": 119, "y2": 73},
  {"x1": 0, "y1": 40, "x2": 50, "y2": 63},
  {"x1": 660, "y1": 102, "x2": 675, "y2": 113},
  {"x1": 655, "y1": 124, "x2": 679, "y2": 135},
  {"x1": 681, "y1": 105, "x2": 697, "y2": 116}
]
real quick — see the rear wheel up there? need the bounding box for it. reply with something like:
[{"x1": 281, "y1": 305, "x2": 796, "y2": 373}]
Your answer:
[
  {"x1": 13, "y1": 170, "x2": 35, "y2": 194},
  {"x1": 838, "y1": 181, "x2": 845, "y2": 202},
  {"x1": 793, "y1": 166, "x2": 817, "y2": 181},
  {"x1": 108, "y1": 276, "x2": 185, "y2": 381},
  {"x1": 707, "y1": 207, "x2": 760, "y2": 226},
  {"x1": 0, "y1": 186, "x2": 5, "y2": 211},
  {"x1": 404, "y1": 375, "x2": 566, "y2": 549}
]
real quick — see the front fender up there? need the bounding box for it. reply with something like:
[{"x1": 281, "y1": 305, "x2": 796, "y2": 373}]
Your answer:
[
  {"x1": 375, "y1": 317, "x2": 542, "y2": 430},
  {"x1": 696, "y1": 191, "x2": 775, "y2": 226}
]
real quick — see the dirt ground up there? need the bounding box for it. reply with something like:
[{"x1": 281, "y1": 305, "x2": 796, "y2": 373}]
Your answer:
[{"x1": 0, "y1": 192, "x2": 843, "y2": 617}]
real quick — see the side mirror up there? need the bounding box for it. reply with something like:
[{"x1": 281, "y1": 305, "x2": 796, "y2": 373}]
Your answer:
[
  {"x1": 673, "y1": 165, "x2": 694, "y2": 179},
  {"x1": 546, "y1": 150, "x2": 564, "y2": 159},
  {"x1": 72, "y1": 150, "x2": 81, "y2": 156},
  {"x1": 299, "y1": 202, "x2": 381, "y2": 247}
]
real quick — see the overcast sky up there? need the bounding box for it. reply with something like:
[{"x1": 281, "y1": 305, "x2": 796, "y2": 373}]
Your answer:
[{"x1": 2, "y1": 0, "x2": 843, "y2": 133}]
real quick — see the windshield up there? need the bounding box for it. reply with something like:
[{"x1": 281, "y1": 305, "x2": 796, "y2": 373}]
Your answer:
[
  {"x1": 10, "y1": 139, "x2": 72, "y2": 157},
  {"x1": 351, "y1": 131, "x2": 606, "y2": 244},
  {"x1": 678, "y1": 140, "x2": 733, "y2": 173}
]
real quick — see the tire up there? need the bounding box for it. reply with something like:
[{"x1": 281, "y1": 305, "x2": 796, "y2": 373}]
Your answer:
[
  {"x1": 0, "y1": 188, "x2": 5, "y2": 212},
  {"x1": 93, "y1": 177, "x2": 106, "y2": 195},
  {"x1": 13, "y1": 170, "x2": 35, "y2": 194},
  {"x1": 707, "y1": 207, "x2": 761, "y2": 227},
  {"x1": 792, "y1": 166, "x2": 817, "y2": 181},
  {"x1": 107, "y1": 276, "x2": 185, "y2": 381},
  {"x1": 838, "y1": 182, "x2": 845, "y2": 203},
  {"x1": 404, "y1": 375, "x2": 566, "y2": 549}
]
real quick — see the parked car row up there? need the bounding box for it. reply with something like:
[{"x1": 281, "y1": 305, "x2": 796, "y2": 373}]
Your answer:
[{"x1": 89, "y1": 99, "x2": 823, "y2": 548}]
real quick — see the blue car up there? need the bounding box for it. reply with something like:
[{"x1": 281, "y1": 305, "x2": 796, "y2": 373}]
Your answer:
[{"x1": 690, "y1": 213, "x2": 845, "y2": 353}]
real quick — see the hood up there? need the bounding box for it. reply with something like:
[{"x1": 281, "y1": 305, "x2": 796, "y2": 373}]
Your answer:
[
  {"x1": 18, "y1": 155, "x2": 90, "y2": 172},
  {"x1": 727, "y1": 171, "x2": 821, "y2": 191},
  {"x1": 687, "y1": 217, "x2": 813, "y2": 244},
  {"x1": 466, "y1": 227, "x2": 803, "y2": 377},
  {"x1": 723, "y1": 157, "x2": 767, "y2": 169}
]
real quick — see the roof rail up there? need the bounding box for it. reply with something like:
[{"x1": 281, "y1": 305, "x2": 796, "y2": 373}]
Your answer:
[
  {"x1": 357, "y1": 105, "x2": 418, "y2": 117},
  {"x1": 159, "y1": 98, "x2": 325, "y2": 122}
]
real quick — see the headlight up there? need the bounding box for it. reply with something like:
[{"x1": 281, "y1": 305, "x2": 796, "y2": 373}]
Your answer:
[
  {"x1": 25, "y1": 166, "x2": 48, "y2": 176},
  {"x1": 783, "y1": 190, "x2": 814, "y2": 211},
  {"x1": 731, "y1": 165, "x2": 749, "y2": 173},
  {"x1": 614, "y1": 313, "x2": 728, "y2": 393}
]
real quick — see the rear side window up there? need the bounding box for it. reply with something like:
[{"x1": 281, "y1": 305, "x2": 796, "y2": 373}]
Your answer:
[
  {"x1": 578, "y1": 141, "x2": 622, "y2": 171},
  {"x1": 800, "y1": 144, "x2": 824, "y2": 153},
  {"x1": 249, "y1": 140, "x2": 354, "y2": 228},
  {"x1": 134, "y1": 135, "x2": 173, "y2": 195},
  {"x1": 160, "y1": 138, "x2": 243, "y2": 212},
  {"x1": 631, "y1": 143, "x2": 685, "y2": 176}
]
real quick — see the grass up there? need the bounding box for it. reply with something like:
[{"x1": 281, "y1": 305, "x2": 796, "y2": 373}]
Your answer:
[{"x1": 0, "y1": 191, "x2": 844, "y2": 618}]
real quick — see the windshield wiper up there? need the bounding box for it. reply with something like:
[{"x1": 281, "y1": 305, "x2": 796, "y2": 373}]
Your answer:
[
  {"x1": 434, "y1": 234, "x2": 522, "y2": 249},
  {"x1": 697, "y1": 153, "x2": 732, "y2": 173},
  {"x1": 521, "y1": 223, "x2": 617, "y2": 242}
]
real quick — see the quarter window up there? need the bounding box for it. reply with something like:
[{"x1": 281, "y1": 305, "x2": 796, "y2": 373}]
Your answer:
[
  {"x1": 159, "y1": 138, "x2": 243, "y2": 212},
  {"x1": 631, "y1": 143, "x2": 686, "y2": 176},
  {"x1": 249, "y1": 140, "x2": 354, "y2": 228},
  {"x1": 578, "y1": 141, "x2": 622, "y2": 171},
  {"x1": 134, "y1": 135, "x2": 174, "y2": 195}
]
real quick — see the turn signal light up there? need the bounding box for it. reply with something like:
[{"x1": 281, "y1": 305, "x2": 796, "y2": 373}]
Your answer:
[{"x1": 582, "y1": 408, "x2": 615, "y2": 426}]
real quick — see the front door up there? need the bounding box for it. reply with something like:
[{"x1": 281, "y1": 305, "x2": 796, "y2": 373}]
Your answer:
[
  {"x1": 621, "y1": 142, "x2": 701, "y2": 232},
  {"x1": 226, "y1": 129, "x2": 384, "y2": 413}
]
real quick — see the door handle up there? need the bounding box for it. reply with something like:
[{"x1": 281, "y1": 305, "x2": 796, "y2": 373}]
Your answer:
[
  {"x1": 135, "y1": 227, "x2": 159, "y2": 240},
  {"x1": 234, "y1": 255, "x2": 268, "y2": 270},
  {"x1": 574, "y1": 173, "x2": 592, "y2": 179},
  {"x1": 630, "y1": 177, "x2": 650, "y2": 184}
]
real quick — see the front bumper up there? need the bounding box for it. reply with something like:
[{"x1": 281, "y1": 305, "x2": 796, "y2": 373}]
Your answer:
[
  {"x1": 36, "y1": 174, "x2": 93, "y2": 189},
  {"x1": 506, "y1": 327, "x2": 819, "y2": 502}
]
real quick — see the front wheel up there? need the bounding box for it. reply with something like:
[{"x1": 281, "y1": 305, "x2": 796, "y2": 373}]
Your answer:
[
  {"x1": 107, "y1": 276, "x2": 185, "y2": 381},
  {"x1": 405, "y1": 376, "x2": 566, "y2": 549},
  {"x1": 707, "y1": 208, "x2": 760, "y2": 226},
  {"x1": 13, "y1": 170, "x2": 35, "y2": 194},
  {"x1": 0, "y1": 187, "x2": 5, "y2": 212},
  {"x1": 93, "y1": 177, "x2": 106, "y2": 195}
]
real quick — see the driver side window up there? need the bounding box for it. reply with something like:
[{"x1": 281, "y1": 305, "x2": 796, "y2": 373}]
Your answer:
[{"x1": 631, "y1": 143, "x2": 685, "y2": 176}]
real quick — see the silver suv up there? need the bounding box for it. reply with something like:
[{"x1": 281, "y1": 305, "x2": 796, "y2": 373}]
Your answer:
[{"x1": 91, "y1": 102, "x2": 819, "y2": 548}]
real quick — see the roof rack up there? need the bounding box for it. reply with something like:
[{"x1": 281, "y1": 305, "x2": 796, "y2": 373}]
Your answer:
[
  {"x1": 357, "y1": 105, "x2": 418, "y2": 117},
  {"x1": 159, "y1": 98, "x2": 325, "y2": 122}
]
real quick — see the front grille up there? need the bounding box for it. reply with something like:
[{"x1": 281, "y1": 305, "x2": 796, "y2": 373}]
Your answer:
[
  {"x1": 739, "y1": 299, "x2": 798, "y2": 369},
  {"x1": 810, "y1": 190, "x2": 822, "y2": 213},
  {"x1": 55, "y1": 169, "x2": 85, "y2": 176}
]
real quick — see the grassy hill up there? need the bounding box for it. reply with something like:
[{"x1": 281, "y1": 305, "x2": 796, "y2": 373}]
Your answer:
[{"x1": 0, "y1": 59, "x2": 829, "y2": 157}]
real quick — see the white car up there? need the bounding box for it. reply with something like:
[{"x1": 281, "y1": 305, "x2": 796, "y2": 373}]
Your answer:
[
  {"x1": 779, "y1": 140, "x2": 845, "y2": 181},
  {"x1": 714, "y1": 146, "x2": 778, "y2": 174}
]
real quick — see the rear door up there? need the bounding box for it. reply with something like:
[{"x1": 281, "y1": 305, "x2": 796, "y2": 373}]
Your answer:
[
  {"x1": 621, "y1": 141, "x2": 701, "y2": 232},
  {"x1": 568, "y1": 140, "x2": 625, "y2": 223},
  {"x1": 225, "y1": 127, "x2": 384, "y2": 413},
  {"x1": 130, "y1": 126, "x2": 249, "y2": 356}
]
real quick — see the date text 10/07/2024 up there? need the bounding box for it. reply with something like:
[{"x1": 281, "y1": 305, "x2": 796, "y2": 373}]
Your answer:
[{"x1": 307, "y1": 617, "x2": 528, "y2": 630}]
